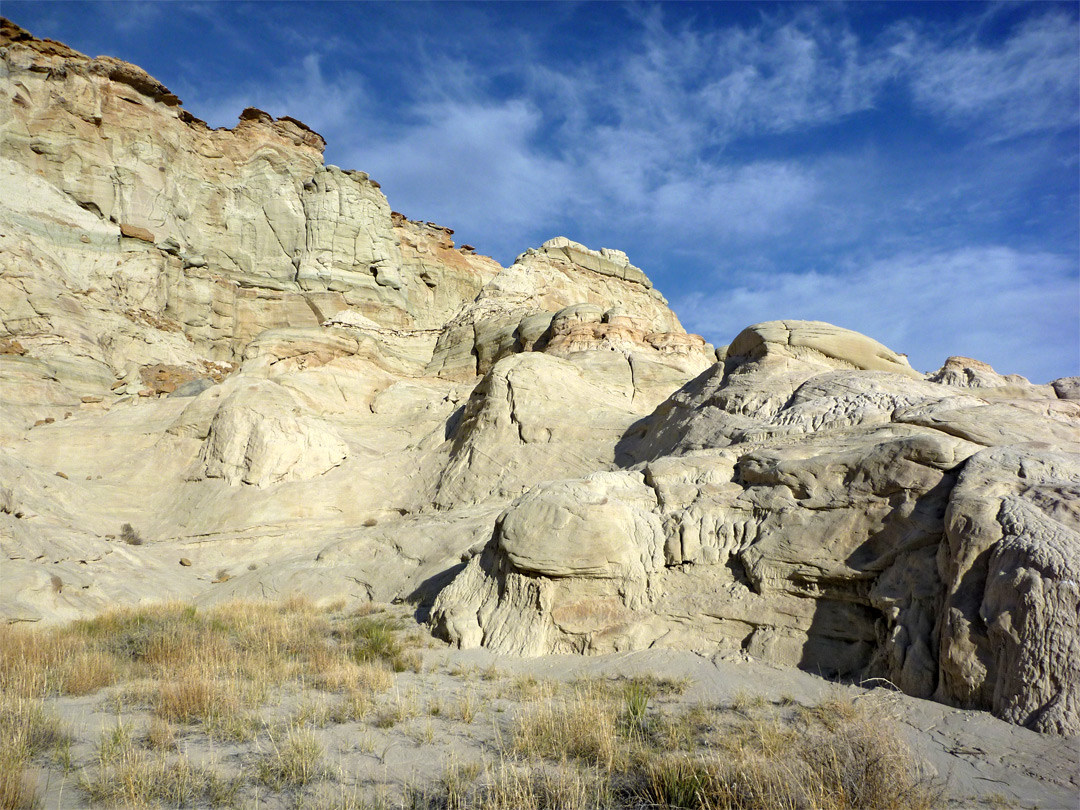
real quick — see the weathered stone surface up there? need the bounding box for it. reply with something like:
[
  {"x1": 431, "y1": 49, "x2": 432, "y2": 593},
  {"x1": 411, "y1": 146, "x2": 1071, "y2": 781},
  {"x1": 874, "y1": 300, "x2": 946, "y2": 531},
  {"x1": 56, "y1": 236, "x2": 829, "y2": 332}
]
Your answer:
[
  {"x1": 425, "y1": 238, "x2": 695, "y2": 381},
  {"x1": 498, "y1": 473, "x2": 664, "y2": 580},
  {"x1": 1051, "y1": 376, "x2": 1080, "y2": 401},
  {"x1": 433, "y1": 352, "x2": 647, "y2": 509},
  {"x1": 2, "y1": 19, "x2": 1076, "y2": 743},
  {"x1": 0, "y1": 9, "x2": 711, "y2": 637},
  {"x1": 937, "y1": 446, "x2": 1080, "y2": 734},
  {"x1": 928, "y1": 355, "x2": 1057, "y2": 399},
  {"x1": 894, "y1": 398, "x2": 1080, "y2": 450},
  {"x1": 193, "y1": 380, "x2": 348, "y2": 488},
  {"x1": 432, "y1": 326, "x2": 1080, "y2": 733},
  {"x1": 433, "y1": 428, "x2": 976, "y2": 686},
  {"x1": 726, "y1": 320, "x2": 922, "y2": 378}
]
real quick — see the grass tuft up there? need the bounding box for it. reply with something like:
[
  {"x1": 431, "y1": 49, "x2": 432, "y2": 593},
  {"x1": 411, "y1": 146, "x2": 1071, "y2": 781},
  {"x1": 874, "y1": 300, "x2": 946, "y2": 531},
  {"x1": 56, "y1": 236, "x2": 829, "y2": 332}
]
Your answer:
[
  {"x1": 257, "y1": 728, "x2": 327, "y2": 789},
  {"x1": 0, "y1": 691, "x2": 69, "y2": 810},
  {"x1": 82, "y1": 720, "x2": 240, "y2": 808}
]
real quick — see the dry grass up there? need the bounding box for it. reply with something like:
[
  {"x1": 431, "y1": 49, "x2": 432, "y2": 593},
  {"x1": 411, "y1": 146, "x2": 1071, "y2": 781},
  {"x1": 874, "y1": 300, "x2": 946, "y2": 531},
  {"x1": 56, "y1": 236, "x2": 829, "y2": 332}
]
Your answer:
[
  {"x1": 454, "y1": 690, "x2": 480, "y2": 724},
  {"x1": 630, "y1": 695, "x2": 940, "y2": 810},
  {"x1": 414, "y1": 759, "x2": 611, "y2": 810},
  {"x1": 0, "y1": 689, "x2": 69, "y2": 810},
  {"x1": 342, "y1": 614, "x2": 424, "y2": 673},
  {"x1": 1, "y1": 602, "x2": 942, "y2": 810},
  {"x1": 256, "y1": 727, "x2": 327, "y2": 790},
  {"x1": 426, "y1": 688, "x2": 941, "y2": 810},
  {"x1": 81, "y1": 719, "x2": 240, "y2": 807},
  {"x1": 510, "y1": 681, "x2": 622, "y2": 767},
  {"x1": 629, "y1": 702, "x2": 940, "y2": 810},
  {"x1": 144, "y1": 716, "x2": 176, "y2": 751},
  {"x1": 509, "y1": 676, "x2": 682, "y2": 767},
  {"x1": 374, "y1": 688, "x2": 421, "y2": 729},
  {"x1": 0, "y1": 598, "x2": 409, "y2": 710},
  {"x1": 509, "y1": 674, "x2": 560, "y2": 701},
  {"x1": 0, "y1": 598, "x2": 419, "y2": 808}
]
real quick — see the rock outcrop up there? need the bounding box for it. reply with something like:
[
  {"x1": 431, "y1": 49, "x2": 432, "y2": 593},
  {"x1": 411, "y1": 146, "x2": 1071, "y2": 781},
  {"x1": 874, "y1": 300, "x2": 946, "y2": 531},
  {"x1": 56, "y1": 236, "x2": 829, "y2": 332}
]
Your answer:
[
  {"x1": 2, "y1": 18, "x2": 1077, "y2": 738},
  {"x1": 431, "y1": 332, "x2": 1080, "y2": 733}
]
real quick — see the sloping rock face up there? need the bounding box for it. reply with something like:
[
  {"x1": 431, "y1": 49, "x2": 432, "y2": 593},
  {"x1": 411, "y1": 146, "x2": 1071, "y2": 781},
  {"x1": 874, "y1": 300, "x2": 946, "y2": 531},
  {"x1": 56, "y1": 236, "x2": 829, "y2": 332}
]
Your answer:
[
  {"x1": 431, "y1": 332, "x2": 1080, "y2": 733},
  {"x1": 1, "y1": 19, "x2": 1078, "y2": 736},
  {"x1": 0, "y1": 17, "x2": 711, "y2": 624}
]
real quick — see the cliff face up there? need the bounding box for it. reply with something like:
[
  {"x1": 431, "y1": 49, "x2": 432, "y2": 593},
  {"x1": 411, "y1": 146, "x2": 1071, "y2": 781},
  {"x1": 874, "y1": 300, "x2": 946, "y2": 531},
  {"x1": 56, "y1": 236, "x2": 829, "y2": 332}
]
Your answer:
[{"x1": 1, "y1": 18, "x2": 1077, "y2": 735}]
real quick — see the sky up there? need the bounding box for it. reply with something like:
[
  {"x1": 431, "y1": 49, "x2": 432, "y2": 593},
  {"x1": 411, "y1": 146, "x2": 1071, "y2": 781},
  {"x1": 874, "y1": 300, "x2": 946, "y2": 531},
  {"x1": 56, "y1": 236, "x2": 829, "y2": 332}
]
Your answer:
[{"x1": 6, "y1": 2, "x2": 1079, "y2": 382}]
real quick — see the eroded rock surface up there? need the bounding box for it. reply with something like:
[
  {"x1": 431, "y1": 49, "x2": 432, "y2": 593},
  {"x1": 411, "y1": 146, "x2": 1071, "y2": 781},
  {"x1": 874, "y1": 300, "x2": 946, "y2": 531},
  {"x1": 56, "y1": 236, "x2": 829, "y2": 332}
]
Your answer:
[
  {"x1": 432, "y1": 330, "x2": 1080, "y2": 733},
  {"x1": 2, "y1": 18, "x2": 1077, "y2": 740}
]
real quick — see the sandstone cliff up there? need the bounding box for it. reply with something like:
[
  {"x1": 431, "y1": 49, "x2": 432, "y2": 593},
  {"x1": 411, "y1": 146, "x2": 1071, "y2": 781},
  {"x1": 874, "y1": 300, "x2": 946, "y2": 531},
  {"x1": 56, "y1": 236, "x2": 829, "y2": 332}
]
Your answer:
[{"x1": 1, "y1": 19, "x2": 1077, "y2": 736}]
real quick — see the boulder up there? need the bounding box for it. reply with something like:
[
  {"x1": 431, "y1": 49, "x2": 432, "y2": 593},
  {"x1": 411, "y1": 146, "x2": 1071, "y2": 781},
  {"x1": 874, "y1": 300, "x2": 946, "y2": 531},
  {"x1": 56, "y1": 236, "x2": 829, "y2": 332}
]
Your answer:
[{"x1": 193, "y1": 380, "x2": 347, "y2": 487}]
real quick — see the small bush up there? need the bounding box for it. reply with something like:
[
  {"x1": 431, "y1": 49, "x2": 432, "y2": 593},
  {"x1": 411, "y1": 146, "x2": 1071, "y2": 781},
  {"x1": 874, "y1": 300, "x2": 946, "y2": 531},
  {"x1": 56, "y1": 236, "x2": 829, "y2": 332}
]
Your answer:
[
  {"x1": 340, "y1": 614, "x2": 419, "y2": 672},
  {"x1": 621, "y1": 682, "x2": 651, "y2": 737},
  {"x1": 120, "y1": 523, "x2": 143, "y2": 545},
  {"x1": 349, "y1": 616, "x2": 401, "y2": 663}
]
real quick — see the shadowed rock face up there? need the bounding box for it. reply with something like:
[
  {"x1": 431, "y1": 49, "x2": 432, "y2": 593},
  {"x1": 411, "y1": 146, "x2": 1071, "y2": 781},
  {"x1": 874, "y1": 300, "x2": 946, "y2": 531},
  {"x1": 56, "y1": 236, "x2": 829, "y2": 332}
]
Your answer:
[{"x1": 2, "y1": 18, "x2": 1078, "y2": 736}]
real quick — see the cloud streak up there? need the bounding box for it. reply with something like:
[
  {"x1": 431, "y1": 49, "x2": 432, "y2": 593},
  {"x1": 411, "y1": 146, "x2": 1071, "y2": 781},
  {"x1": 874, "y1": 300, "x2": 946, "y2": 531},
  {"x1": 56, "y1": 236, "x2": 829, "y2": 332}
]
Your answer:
[
  {"x1": 673, "y1": 246, "x2": 1079, "y2": 382},
  {"x1": 906, "y1": 10, "x2": 1080, "y2": 140}
]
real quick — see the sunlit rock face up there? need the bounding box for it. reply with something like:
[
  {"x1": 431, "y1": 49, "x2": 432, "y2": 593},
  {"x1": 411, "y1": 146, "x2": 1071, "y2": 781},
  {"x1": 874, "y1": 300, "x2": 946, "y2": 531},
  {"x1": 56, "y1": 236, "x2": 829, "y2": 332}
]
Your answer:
[
  {"x1": 2, "y1": 18, "x2": 1078, "y2": 736},
  {"x1": 432, "y1": 332, "x2": 1080, "y2": 734}
]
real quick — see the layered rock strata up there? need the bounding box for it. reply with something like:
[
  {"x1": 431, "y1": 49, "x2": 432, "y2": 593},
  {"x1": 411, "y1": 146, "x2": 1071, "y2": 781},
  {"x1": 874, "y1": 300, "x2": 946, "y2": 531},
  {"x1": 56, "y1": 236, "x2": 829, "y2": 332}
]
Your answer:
[
  {"x1": 431, "y1": 326, "x2": 1080, "y2": 734},
  {"x1": 2, "y1": 19, "x2": 1078, "y2": 737}
]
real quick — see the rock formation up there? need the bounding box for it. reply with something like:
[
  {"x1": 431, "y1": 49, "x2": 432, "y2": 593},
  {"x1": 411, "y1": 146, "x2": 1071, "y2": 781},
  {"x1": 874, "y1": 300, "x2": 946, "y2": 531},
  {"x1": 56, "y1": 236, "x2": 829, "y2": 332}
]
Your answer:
[{"x1": 1, "y1": 18, "x2": 1077, "y2": 736}]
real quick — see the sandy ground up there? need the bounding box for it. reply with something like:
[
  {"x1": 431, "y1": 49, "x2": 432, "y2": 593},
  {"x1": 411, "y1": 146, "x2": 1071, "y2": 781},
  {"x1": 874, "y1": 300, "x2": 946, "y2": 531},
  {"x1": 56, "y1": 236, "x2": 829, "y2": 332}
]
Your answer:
[{"x1": 26, "y1": 631, "x2": 1080, "y2": 810}]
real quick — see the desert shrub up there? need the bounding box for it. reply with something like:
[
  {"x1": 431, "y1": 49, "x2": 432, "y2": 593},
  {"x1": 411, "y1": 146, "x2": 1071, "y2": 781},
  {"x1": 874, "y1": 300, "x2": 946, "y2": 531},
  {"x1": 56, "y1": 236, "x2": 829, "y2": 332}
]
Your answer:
[
  {"x1": 119, "y1": 523, "x2": 143, "y2": 545},
  {"x1": 620, "y1": 681, "x2": 652, "y2": 737},
  {"x1": 340, "y1": 613, "x2": 419, "y2": 672}
]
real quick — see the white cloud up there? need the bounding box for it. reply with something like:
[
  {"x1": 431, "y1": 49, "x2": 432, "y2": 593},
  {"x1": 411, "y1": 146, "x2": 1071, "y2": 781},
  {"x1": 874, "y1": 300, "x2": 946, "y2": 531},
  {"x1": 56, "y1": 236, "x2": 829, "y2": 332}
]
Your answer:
[
  {"x1": 98, "y1": 1, "x2": 166, "y2": 35},
  {"x1": 673, "y1": 246, "x2": 1079, "y2": 382},
  {"x1": 907, "y1": 11, "x2": 1079, "y2": 139},
  {"x1": 183, "y1": 53, "x2": 370, "y2": 138},
  {"x1": 156, "y1": 4, "x2": 1076, "y2": 384},
  {"x1": 647, "y1": 162, "x2": 819, "y2": 240},
  {"x1": 175, "y1": 5, "x2": 1077, "y2": 255},
  {"x1": 344, "y1": 100, "x2": 573, "y2": 250},
  {"x1": 694, "y1": 16, "x2": 893, "y2": 136}
]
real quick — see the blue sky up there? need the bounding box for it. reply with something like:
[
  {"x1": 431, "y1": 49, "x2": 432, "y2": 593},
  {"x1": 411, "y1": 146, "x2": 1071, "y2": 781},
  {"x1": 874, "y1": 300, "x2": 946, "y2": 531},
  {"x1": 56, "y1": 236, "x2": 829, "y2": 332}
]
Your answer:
[{"x1": 7, "y1": 2, "x2": 1079, "y2": 382}]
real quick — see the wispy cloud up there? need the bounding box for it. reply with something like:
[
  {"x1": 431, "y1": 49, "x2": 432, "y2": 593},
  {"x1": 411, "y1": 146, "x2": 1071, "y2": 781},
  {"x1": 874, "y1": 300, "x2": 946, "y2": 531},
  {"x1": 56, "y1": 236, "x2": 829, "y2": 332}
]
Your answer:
[
  {"x1": 187, "y1": 53, "x2": 370, "y2": 137},
  {"x1": 647, "y1": 162, "x2": 819, "y2": 241},
  {"x1": 906, "y1": 10, "x2": 1080, "y2": 140},
  {"x1": 348, "y1": 100, "x2": 574, "y2": 253},
  {"x1": 673, "y1": 246, "x2": 1079, "y2": 382},
  {"x1": 94, "y1": 1, "x2": 167, "y2": 35}
]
